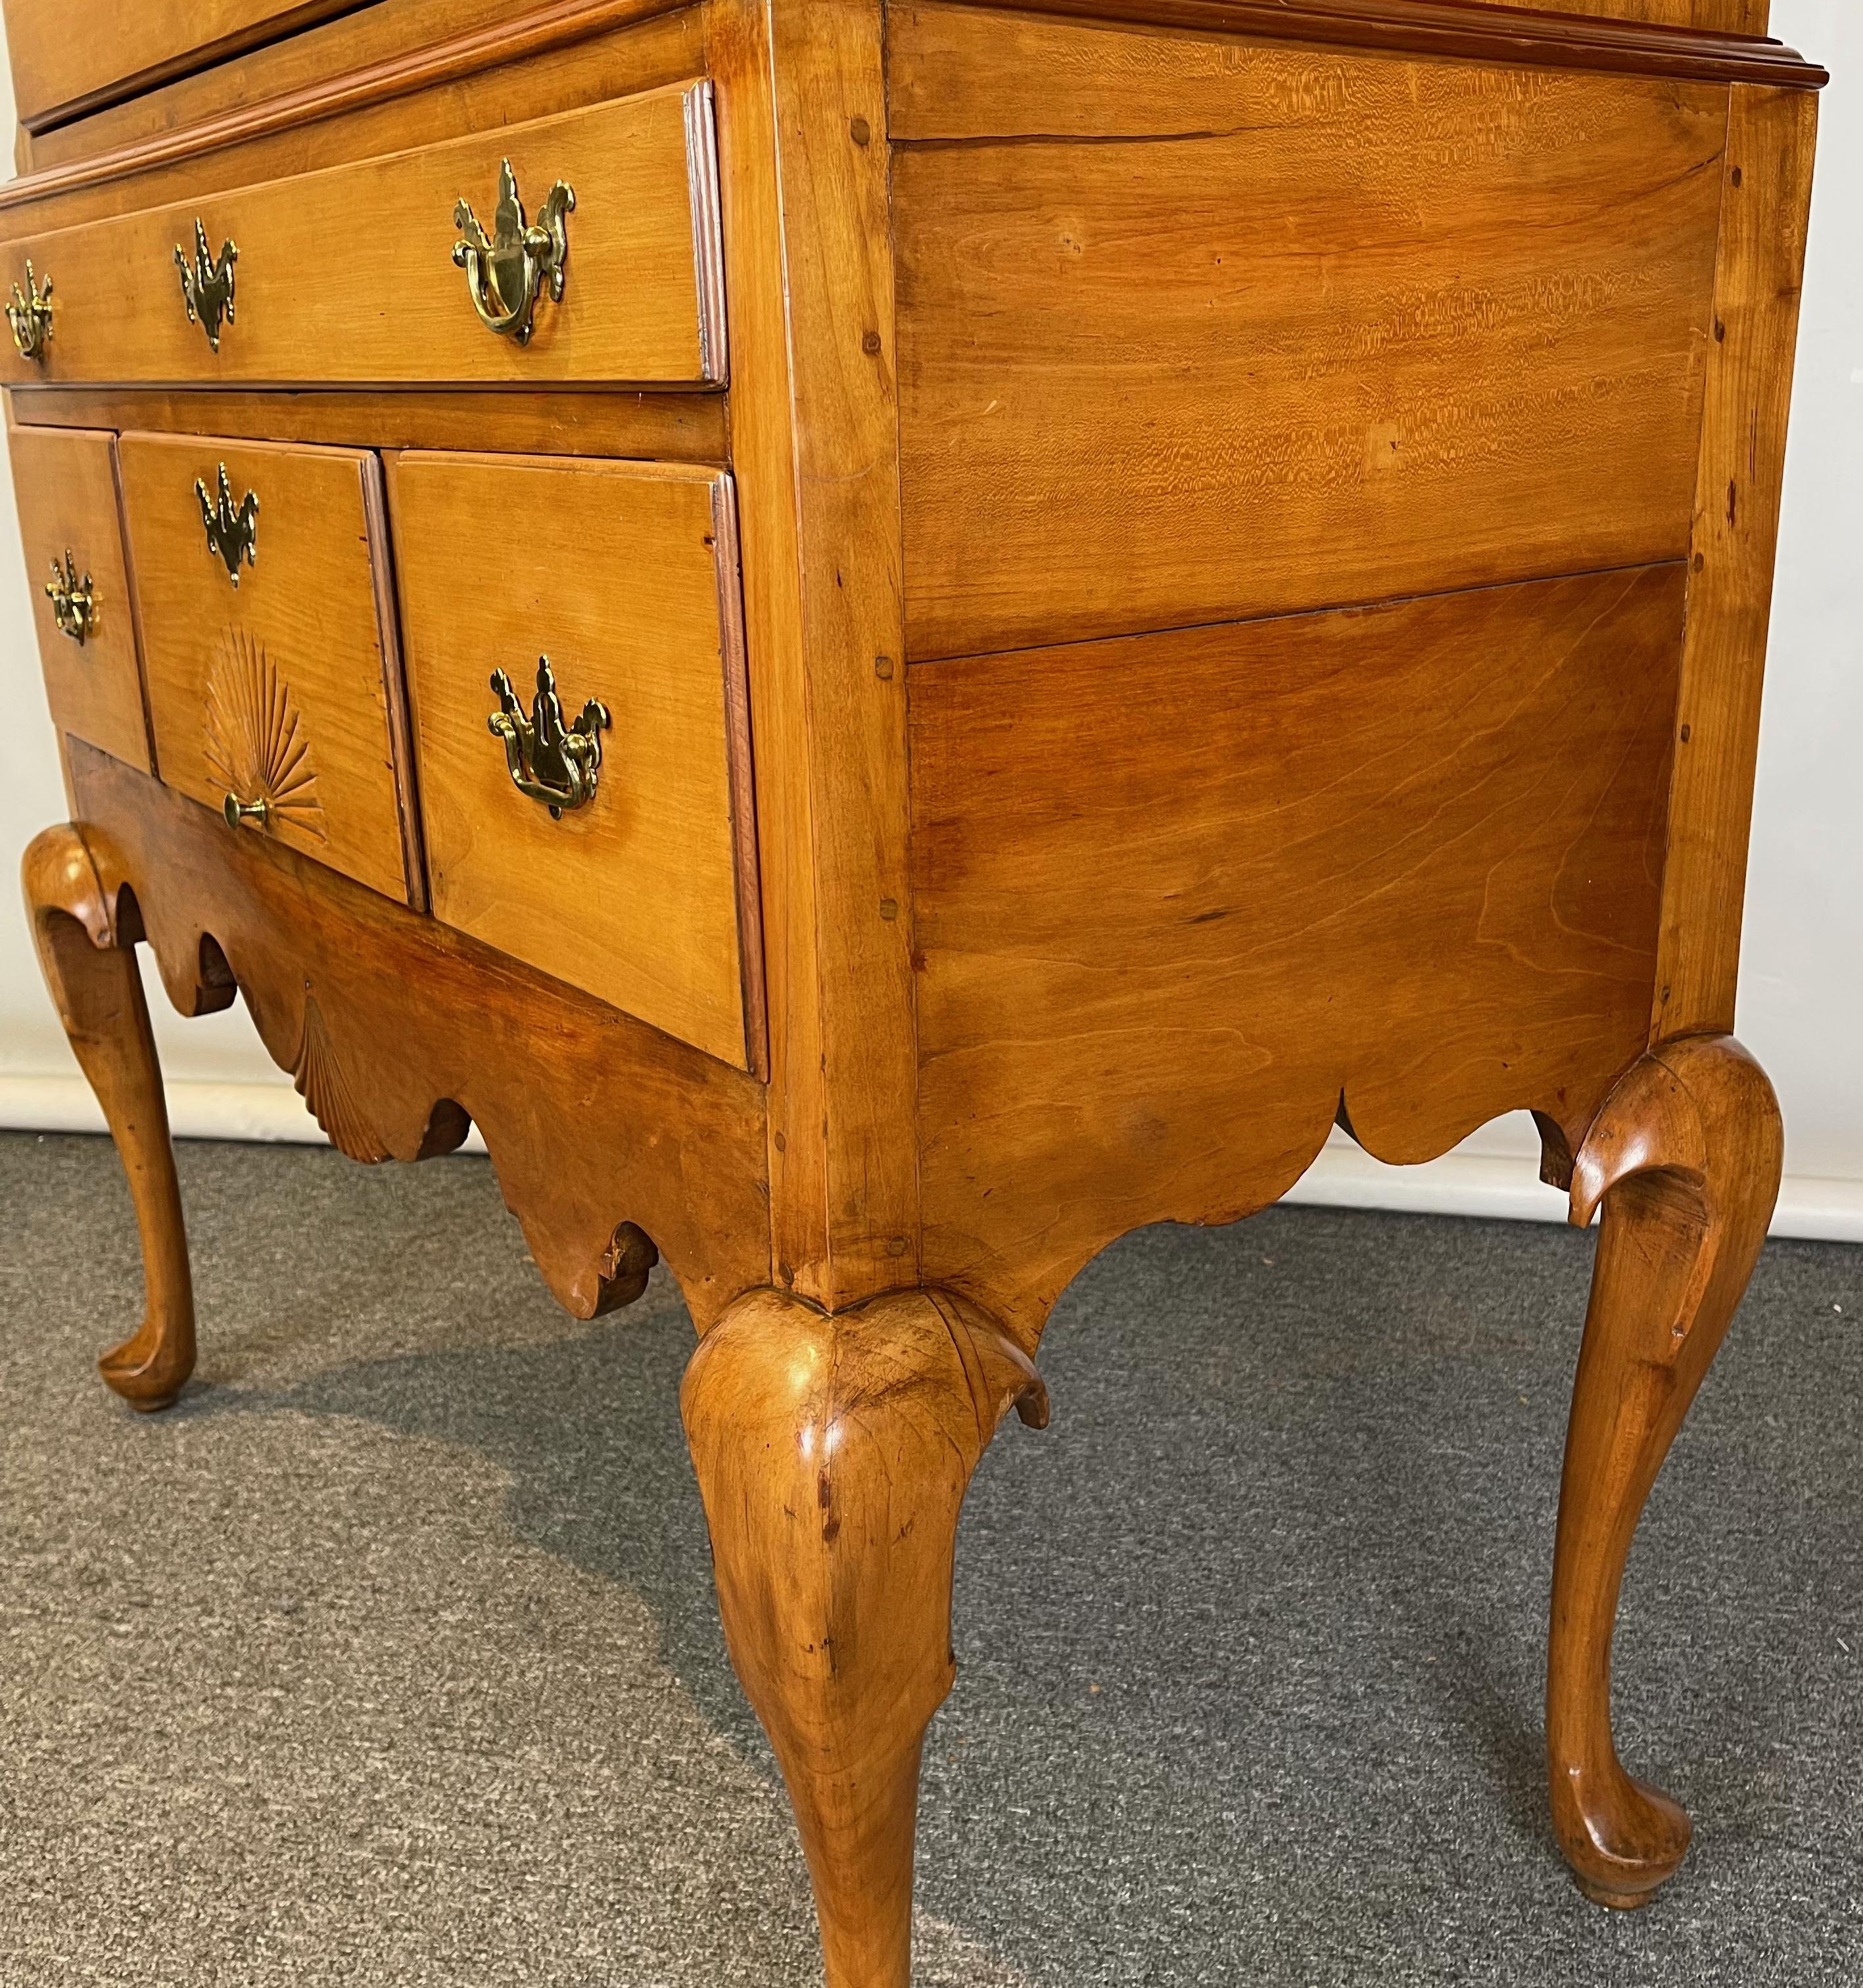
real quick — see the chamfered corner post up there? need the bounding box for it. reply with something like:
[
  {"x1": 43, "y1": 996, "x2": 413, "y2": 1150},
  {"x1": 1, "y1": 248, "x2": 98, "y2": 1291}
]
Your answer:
[
  {"x1": 680, "y1": 1284, "x2": 1049, "y2": 1988},
  {"x1": 21, "y1": 822, "x2": 197, "y2": 1410},
  {"x1": 1547, "y1": 1034, "x2": 1781, "y2": 1908}
]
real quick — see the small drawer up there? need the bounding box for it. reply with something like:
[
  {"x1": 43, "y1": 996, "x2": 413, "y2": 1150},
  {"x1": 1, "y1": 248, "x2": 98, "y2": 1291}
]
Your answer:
[
  {"x1": 116, "y1": 432, "x2": 420, "y2": 906},
  {"x1": 0, "y1": 81, "x2": 724, "y2": 388},
  {"x1": 7, "y1": 421, "x2": 151, "y2": 772},
  {"x1": 389, "y1": 451, "x2": 761, "y2": 1072}
]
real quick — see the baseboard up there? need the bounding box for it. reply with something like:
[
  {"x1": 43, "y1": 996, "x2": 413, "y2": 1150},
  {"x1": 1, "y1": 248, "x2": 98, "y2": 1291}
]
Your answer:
[
  {"x1": 0, "y1": 1072, "x2": 488, "y2": 1152},
  {"x1": 3, "y1": 1073, "x2": 1859, "y2": 1243},
  {"x1": 1281, "y1": 1136, "x2": 1863, "y2": 1243}
]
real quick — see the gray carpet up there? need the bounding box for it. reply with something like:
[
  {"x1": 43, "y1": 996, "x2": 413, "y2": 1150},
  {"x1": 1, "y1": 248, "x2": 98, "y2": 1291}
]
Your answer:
[{"x1": 1, "y1": 1130, "x2": 1859, "y2": 1987}]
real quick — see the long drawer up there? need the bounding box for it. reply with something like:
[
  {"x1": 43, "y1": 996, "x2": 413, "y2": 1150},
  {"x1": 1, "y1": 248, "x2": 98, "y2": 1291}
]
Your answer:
[
  {"x1": 115, "y1": 431, "x2": 421, "y2": 907},
  {"x1": 0, "y1": 82, "x2": 726, "y2": 389}
]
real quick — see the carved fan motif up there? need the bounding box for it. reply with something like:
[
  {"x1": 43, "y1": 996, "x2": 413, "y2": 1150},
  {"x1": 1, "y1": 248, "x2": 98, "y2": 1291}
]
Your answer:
[
  {"x1": 202, "y1": 630, "x2": 325, "y2": 838},
  {"x1": 293, "y1": 995, "x2": 390, "y2": 1164}
]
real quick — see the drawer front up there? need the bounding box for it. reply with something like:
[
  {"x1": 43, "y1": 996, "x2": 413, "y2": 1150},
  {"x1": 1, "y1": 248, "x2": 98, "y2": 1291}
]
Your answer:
[
  {"x1": 3, "y1": 0, "x2": 356, "y2": 129},
  {"x1": 7, "y1": 421, "x2": 151, "y2": 772},
  {"x1": 116, "y1": 432, "x2": 420, "y2": 905},
  {"x1": 389, "y1": 452, "x2": 761, "y2": 1072},
  {"x1": 0, "y1": 82, "x2": 724, "y2": 389}
]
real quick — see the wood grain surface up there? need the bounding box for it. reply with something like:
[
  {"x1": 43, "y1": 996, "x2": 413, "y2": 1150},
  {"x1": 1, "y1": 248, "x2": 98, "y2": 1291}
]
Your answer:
[
  {"x1": 65, "y1": 741, "x2": 772, "y2": 1329},
  {"x1": 705, "y1": 0, "x2": 922, "y2": 1303},
  {"x1": 683, "y1": 1283, "x2": 1047, "y2": 1988},
  {"x1": 1550, "y1": 1033, "x2": 1782, "y2": 1906},
  {"x1": 24, "y1": 0, "x2": 684, "y2": 171},
  {"x1": 22, "y1": 822, "x2": 200, "y2": 1408},
  {"x1": 5, "y1": 1, "x2": 696, "y2": 206},
  {"x1": 1498, "y1": 1, "x2": 1767, "y2": 29},
  {"x1": 894, "y1": 18, "x2": 1726, "y2": 657},
  {"x1": 117, "y1": 432, "x2": 418, "y2": 905},
  {"x1": 3, "y1": 0, "x2": 360, "y2": 130},
  {"x1": 924, "y1": 0, "x2": 1816, "y2": 86},
  {"x1": 1652, "y1": 85, "x2": 1818, "y2": 1040},
  {"x1": 6, "y1": 421, "x2": 152, "y2": 773},
  {"x1": 388, "y1": 450, "x2": 760, "y2": 1072},
  {"x1": 887, "y1": 0, "x2": 1780, "y2": 137},
  {"x1": 6, "y1": 385, "x2": 728, "y2": 465},
  {"x1": 912, "y1": 567, "x2": 1685, "y2": 1339},
  {"x1": 10, "y1": 0, "x2": 1813, "y2": 199},
  {"x1": 0, "y1": 82, "x2": 724, "y2": 387}
]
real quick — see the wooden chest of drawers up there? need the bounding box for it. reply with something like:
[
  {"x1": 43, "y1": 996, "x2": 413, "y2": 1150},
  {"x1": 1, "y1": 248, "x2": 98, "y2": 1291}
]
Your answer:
[{"x1": 8, "y1": 0, "x2": 1826, "y2": 1978}]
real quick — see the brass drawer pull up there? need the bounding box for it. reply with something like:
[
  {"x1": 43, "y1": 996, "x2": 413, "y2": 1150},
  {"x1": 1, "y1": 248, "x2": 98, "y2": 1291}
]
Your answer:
[
  {"x1": 176, "y1": 221, "x2": 238, "y2": 351},
  {"x1": 197, "y1": 464, "x2": 259, "y2": 585},
  {"x1": 223, "y1": 793, "x2": 271, "y2": 828},
  {"x1": 7, "y1": 262, "x2": 53, "y2": 362},
  {"x1": 452, "y1": 162, "x2": 574, "y2": 346},
  {"x1": 45, "y1": 550, "x2": 97, "y2": 644},
  {"x1": 488, "y1": 657, "x2": 609, "y2": 818}
]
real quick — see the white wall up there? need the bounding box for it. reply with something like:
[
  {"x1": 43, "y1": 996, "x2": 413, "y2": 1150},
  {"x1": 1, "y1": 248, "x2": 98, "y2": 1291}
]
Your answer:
[{"x1": 0, "y1": 4, "x2": 1858, "y2": 1233}]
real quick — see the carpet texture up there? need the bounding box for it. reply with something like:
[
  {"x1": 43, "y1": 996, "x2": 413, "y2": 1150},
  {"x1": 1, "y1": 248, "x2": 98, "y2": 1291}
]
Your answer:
[{"x1": 1, "y1": 1130, "x2": 1858, "y2": 1986}]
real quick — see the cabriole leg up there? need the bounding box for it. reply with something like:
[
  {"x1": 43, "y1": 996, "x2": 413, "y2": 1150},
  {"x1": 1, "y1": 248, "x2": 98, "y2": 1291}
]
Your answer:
[
  {"x1": 681, "y1": 1285, "x2": 1048, "y2": 1988},
  {"x1": 1549, "y1": 1034, "x2": 1781, "y2": 1907},
  {"x1": 22, "y1": 824, "x2": 196, "y2": 1411}
]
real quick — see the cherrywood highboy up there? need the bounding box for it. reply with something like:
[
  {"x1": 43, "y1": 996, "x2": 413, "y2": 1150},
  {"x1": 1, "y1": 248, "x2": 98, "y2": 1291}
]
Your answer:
[{"x1": 6, "y1": 0, "x2": 1824, "y2": 1977}]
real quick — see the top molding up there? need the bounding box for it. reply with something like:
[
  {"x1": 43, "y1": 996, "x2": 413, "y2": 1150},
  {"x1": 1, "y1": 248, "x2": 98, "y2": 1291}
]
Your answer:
[
  {"x1": 0, "y1": 0, "x2": 685, "y2": 217},
  {"x1": 953, "y1": 0, "x2": 1828, "y2": 87},
  {"x1": 0, "y1": 0, "x2": 1829, "y2": 220}
]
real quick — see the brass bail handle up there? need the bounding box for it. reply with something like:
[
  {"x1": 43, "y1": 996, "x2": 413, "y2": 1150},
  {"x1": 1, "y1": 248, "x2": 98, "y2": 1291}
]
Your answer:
[
  {"x1": 487, "y1": 656, "x2": 610, "y2": 819},
  {"x1": 452, "y1": 160, "x2": 575, "y2": 345}
]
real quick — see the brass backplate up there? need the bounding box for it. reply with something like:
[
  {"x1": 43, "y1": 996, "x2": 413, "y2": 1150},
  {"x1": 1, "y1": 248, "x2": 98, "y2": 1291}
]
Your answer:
[
  {"x1": 176, "y1": 221, "x2": 238, "y2": 352},
  {"x1": 45, "y1": 549, "x2": 96, "y2": 644},
  {"x1": 6, "y1": 260, "x2": 53, "y2": 363},
  {"x1": 196, "y1": 463, "x2": 259, "y2": 585}
]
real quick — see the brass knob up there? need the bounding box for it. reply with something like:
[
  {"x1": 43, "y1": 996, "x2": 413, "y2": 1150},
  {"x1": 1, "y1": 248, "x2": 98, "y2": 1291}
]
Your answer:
[
  {"x1": 452, "y1": 161, "x2": 574, "y2": 345},
  {"x1": 487, "y1": 656, "x2": 609, "y2": 819},
  {"x1": 6, "y1": 260, "x2": 53, "y2": 363},
  {"x1": 45, "y1": 550, "x2": 96, "y2": 645},
  {"x1": 175, "y1": 220, "x2": 237, "y2": 352},
  {"x1": 223, "y1": 793, "x2": 271, "y2": 829}
]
